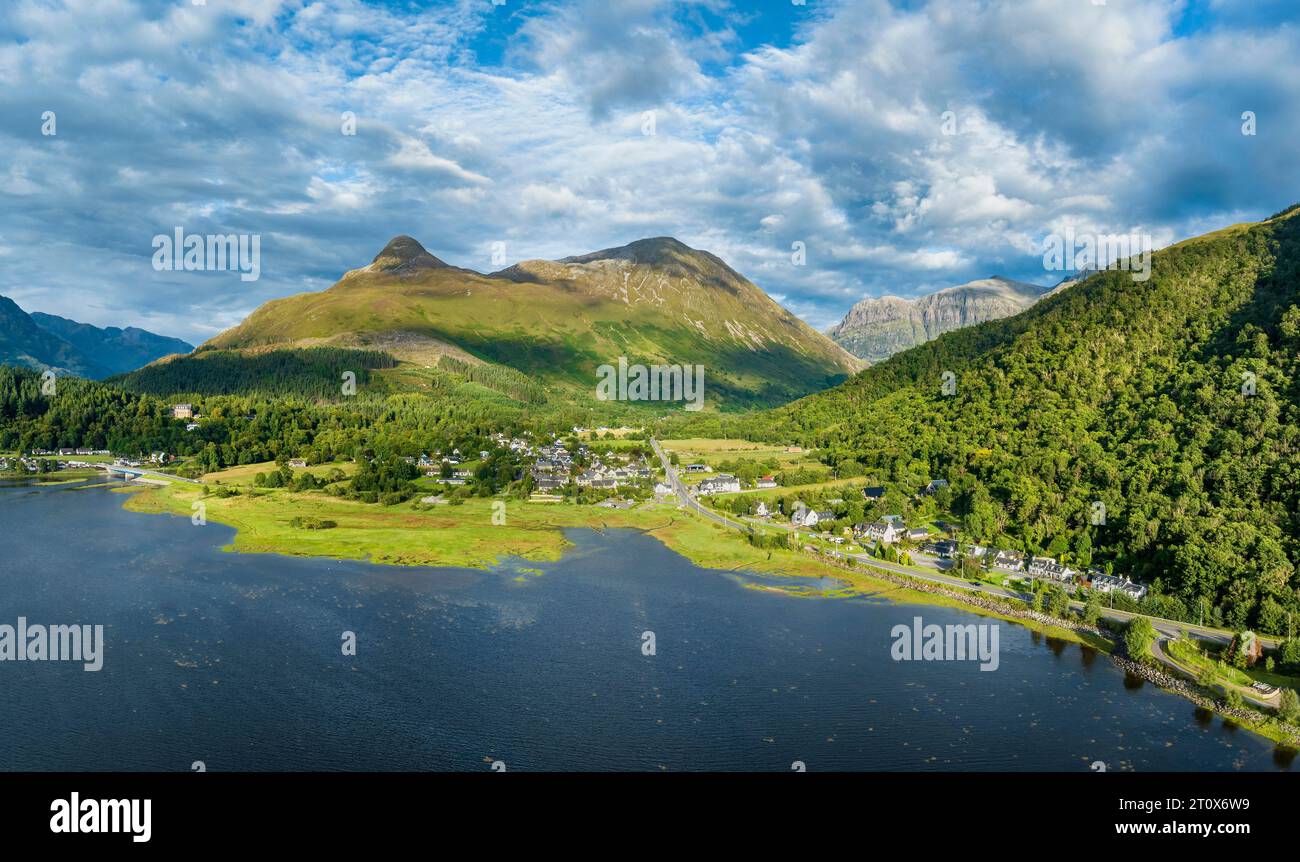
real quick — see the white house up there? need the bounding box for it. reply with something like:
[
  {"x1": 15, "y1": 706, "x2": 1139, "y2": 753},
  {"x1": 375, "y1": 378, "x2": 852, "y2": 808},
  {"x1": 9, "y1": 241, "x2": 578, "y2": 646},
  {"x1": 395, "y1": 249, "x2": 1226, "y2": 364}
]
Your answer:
[
  {"x1": 697, "y1": 475, "x2": 741, "y2": 495},
  {"x1": 1090, "y1": 574, "x2": 1148, "y2": 600},
  {"x1": 856, "y1": 517, "x2": 907, "y2": 544},
  {"x1": 1027, "y1": 556, "x2": 1075, "y2": 582},
  {"x1": 993, "y1": 550, "x2": 1025, "y2": 571}
]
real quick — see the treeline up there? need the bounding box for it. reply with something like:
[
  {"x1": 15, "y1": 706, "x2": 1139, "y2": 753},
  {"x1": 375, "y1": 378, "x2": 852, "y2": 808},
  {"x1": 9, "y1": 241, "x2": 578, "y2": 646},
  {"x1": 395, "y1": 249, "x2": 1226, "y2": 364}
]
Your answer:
[{"x1": 110, "y1": 347, "x2": 397, "y2": 399}]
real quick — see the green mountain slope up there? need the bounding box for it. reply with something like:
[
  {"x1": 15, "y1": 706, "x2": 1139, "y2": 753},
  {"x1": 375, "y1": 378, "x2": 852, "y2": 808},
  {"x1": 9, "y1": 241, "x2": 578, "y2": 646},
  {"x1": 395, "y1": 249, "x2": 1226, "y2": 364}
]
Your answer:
[
  {"x1": 748, "y1": 206, "x2": 1300, "y2": 632},
  {"x1": 203, "y1": 236, "x2": 861, "y2": 410}
]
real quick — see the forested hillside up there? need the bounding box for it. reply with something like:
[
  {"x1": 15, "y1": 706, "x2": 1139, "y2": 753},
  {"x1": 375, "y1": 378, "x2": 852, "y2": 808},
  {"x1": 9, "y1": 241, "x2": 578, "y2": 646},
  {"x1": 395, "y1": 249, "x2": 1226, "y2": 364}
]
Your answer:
[
  {"x1": 110, "y1": 347, "x2": 397, "y2": 399},
  {"x1": 0, "y1": 365, "x2": 537, "y2": 475},
  {"x1": 706, "y1": 207, "x2": 1300, "y2": 632}
]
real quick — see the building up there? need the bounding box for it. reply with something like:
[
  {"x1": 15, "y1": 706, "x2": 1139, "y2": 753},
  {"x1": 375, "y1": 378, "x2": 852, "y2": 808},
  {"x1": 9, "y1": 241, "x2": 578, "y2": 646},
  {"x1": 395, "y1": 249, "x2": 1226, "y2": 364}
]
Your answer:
[
  {"x1": 171, "y1": 404, "x2": 194, "y2": 419},
  {"x1": 653, "y1": 482, "x2": 674, "y2": 496},
  {"x1": 855, "y1": 517, "x2": 907, "y2": 544},
  {"x1": 993, "y1": 550, "x2": 1025, "y2": 571},
  {"x1": 1027, "y1": 556, "x2": 1075, "y2": 582},
  {"x1": 697, "y1": 475, "x2": 741, "y2": 495},
  {"x1": 288, "y1": 459, "x2": 307, "y2": 468},
  {"x1": 924, "y1": 539, "x2": 958, "y2": 558},
  {"x1": 756, "y1": 476, "x2": 778, "y2": 489},
  {"x1": 795, "y1": 509, "x2": 837, "y2": 530},
  {"x1": 755, "y1": 501, "x2": 771, "y2": 517},
  {"x1": 921, "y1": 479, "x2": 949, "y2": 495},
  {"x1": 1090, "y1": 574, "x2": 1148, "y2": 600},
  {"x1": 862, "y1": 486, "x2": 886, "y2": 501},
  {"x1": 685, "y1": 463, "x2": 710, "y2": 473}
]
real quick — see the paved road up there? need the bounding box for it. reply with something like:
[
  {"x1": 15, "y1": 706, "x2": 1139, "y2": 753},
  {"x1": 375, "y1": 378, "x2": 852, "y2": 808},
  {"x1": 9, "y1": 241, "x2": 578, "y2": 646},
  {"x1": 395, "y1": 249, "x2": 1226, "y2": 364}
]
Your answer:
[
  {"x1": 1151, "y1": 636, "x2": 1278, "y2": 708},
  {"x1": 647, "y1": 437, "x2": 1269, "y2": 654}
]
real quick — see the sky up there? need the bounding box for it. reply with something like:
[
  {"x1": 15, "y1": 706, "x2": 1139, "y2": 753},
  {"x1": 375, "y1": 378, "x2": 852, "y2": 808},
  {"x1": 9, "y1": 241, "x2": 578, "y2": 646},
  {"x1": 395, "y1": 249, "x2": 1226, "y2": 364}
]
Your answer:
[{"x1": 1, "y1": 0, "x2": 1298, "y2": 345}]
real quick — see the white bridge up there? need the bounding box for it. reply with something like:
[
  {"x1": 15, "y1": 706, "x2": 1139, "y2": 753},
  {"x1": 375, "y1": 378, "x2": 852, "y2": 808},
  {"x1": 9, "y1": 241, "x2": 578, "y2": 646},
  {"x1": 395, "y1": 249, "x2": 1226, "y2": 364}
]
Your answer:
[{"x1": 101, "y1": 464, "x2": 201, "y2": 484}]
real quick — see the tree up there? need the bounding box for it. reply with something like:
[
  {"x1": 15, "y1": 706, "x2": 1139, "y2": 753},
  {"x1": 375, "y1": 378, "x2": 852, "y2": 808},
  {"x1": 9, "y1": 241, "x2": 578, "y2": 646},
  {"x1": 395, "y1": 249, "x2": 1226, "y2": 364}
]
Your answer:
[
  {"x1": 1046, "y1": 585, "x2": 1070, "y2": 617},
  {"x1": 1197, "y1": 667, "x2": 1217, "y2": 691},
  {"x1": 1279, "y1": 689, "x2": 1300, "y2": 724},
  {"x1": 1082, "y1": 591, "x2": 1103, "y2": 626},
  {"x1": 1123, "y1": 617, "x2": 1156, "y2": 661}
]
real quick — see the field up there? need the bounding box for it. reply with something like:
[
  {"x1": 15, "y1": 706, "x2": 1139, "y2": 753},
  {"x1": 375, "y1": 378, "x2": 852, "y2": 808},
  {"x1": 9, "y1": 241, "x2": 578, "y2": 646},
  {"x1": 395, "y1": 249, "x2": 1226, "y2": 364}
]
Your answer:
[
  {"x1": 658, "y1": 438, "x2": 818, "y2": 470},
  {"x1": 205, "y1": 460, "x2": 358, "y2": 485}
]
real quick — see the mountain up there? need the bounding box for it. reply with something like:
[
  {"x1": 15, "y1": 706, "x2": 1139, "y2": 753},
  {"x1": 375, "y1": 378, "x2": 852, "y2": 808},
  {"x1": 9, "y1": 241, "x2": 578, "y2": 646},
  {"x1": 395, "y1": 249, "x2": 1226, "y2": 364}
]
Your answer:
[
  {"x1": 750, "y1": 205, "x2": 1300, "y2": 634},
  {"x1": 201, "y1": 235, "x2": 862, "y2": 409},
  {"x1": 30, "y1": 312, "x2": 193, "y2": 376},
  {"x1": 828, "y1": 276, "x2": 1052, "y2": 363},
  {"x1": 0, "y1": 295, "x2": 106, "y2": 377},
  {"x1": 0, "y1": 295, "x2": 193, "y2": 379}
]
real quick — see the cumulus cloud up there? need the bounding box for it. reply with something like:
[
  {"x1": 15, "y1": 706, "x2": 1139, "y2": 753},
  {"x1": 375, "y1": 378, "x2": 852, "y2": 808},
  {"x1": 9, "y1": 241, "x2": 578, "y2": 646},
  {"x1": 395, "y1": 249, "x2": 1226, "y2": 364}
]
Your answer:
[{"x1": 0, "y1": 0, "x2": 1296, "y2": 341}]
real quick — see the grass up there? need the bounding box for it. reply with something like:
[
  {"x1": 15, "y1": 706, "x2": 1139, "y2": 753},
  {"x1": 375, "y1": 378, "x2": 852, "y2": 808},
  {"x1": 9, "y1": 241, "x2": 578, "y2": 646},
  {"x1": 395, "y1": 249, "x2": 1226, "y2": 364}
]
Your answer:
[
  {"x1": 205, "y1": 460, "x2": 358, "y2": 485},
  {"x1": 1167, "y1": 637, "x2": 1300, "y2": 691},
  {"x1": 124, "y1": 479, "x2": 663, "y2": 568},
  {"x1": 659, "y1": 438, "x2": 819, "y2": 470}
]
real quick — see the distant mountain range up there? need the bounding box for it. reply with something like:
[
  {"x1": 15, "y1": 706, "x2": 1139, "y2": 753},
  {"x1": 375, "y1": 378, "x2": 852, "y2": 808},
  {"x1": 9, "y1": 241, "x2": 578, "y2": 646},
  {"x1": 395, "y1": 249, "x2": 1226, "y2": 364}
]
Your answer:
[
  {"x1": 828, "y1": 276, "x2": 1055, "y2": 363},
  {"x1": 162, "y1": 235, "x2": 862, "y2": 409},
  {"x1": 0, "y1": 295, "x2": 193, "y2": 378}
]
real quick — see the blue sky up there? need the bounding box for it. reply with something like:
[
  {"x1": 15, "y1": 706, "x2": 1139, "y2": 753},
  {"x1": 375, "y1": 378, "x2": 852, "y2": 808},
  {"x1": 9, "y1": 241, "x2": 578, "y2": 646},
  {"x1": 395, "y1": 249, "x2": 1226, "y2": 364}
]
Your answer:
[{"x1": 1, "y1": 0, "x2": 1298, "y2": 344}]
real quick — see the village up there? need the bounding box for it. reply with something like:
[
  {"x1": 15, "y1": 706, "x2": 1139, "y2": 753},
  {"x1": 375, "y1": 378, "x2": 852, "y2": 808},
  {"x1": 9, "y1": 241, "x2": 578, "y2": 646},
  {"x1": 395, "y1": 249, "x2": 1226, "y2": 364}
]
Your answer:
[{"x1": 663, "y1": 441, "x2": 1151, "y2": 605}]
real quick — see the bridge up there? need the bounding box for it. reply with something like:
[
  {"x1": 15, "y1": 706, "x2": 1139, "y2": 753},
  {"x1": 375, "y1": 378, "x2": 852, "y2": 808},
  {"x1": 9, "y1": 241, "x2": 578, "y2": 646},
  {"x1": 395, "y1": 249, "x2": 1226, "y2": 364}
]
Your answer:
[{"x1": 101, "y1": 464, "x2": 201, "y2": 485}]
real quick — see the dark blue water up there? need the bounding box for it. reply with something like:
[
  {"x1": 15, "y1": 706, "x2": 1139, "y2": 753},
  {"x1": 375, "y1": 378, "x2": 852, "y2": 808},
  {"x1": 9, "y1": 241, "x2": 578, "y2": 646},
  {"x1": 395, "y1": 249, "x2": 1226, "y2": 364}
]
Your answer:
[{"x1": 0, "y1": 480, "x2": 1289, "y2": 771}]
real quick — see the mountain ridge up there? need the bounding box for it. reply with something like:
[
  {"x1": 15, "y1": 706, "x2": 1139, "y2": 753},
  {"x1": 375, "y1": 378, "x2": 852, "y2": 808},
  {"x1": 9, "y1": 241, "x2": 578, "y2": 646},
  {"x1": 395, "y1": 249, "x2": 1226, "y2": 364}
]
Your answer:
[
  {"x1": 0, "y1": 295, "x2": 193, "y2": 378},
  {"x1": 202, "y1": 235, "x2": 862, "y2": 409},
  {"x1": 828, "y1": 275, "x2": 1053, "y2": 363}
]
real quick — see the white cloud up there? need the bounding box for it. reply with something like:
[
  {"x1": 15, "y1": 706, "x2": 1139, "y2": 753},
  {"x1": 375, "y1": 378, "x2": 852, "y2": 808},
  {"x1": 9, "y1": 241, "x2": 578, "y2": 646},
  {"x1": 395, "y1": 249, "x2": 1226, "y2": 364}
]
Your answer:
[{"x1": 0, "y1": 0, "x2": 1296, "y2": 343}]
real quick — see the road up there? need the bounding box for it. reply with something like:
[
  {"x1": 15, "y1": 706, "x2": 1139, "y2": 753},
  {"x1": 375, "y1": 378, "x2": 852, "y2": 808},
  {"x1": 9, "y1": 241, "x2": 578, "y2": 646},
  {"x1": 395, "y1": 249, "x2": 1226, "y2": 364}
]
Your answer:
[
  {"x1": 648, "y1": 436, "x2": 1268, "y2": 653},
  {"x1": 1151, "y1": 636, "x2": 1279, "y2": 708}
]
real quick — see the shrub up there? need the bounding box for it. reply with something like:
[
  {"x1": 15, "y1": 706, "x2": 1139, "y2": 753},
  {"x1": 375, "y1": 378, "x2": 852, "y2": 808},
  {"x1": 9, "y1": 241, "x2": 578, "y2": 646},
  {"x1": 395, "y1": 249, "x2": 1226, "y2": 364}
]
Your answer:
[
  {"x1": 289, "y1": 516, "x2": 337, "y2": 530},
  {"x1": 1123, "y1": 617, "x2": 1157, "y2": 661}
]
